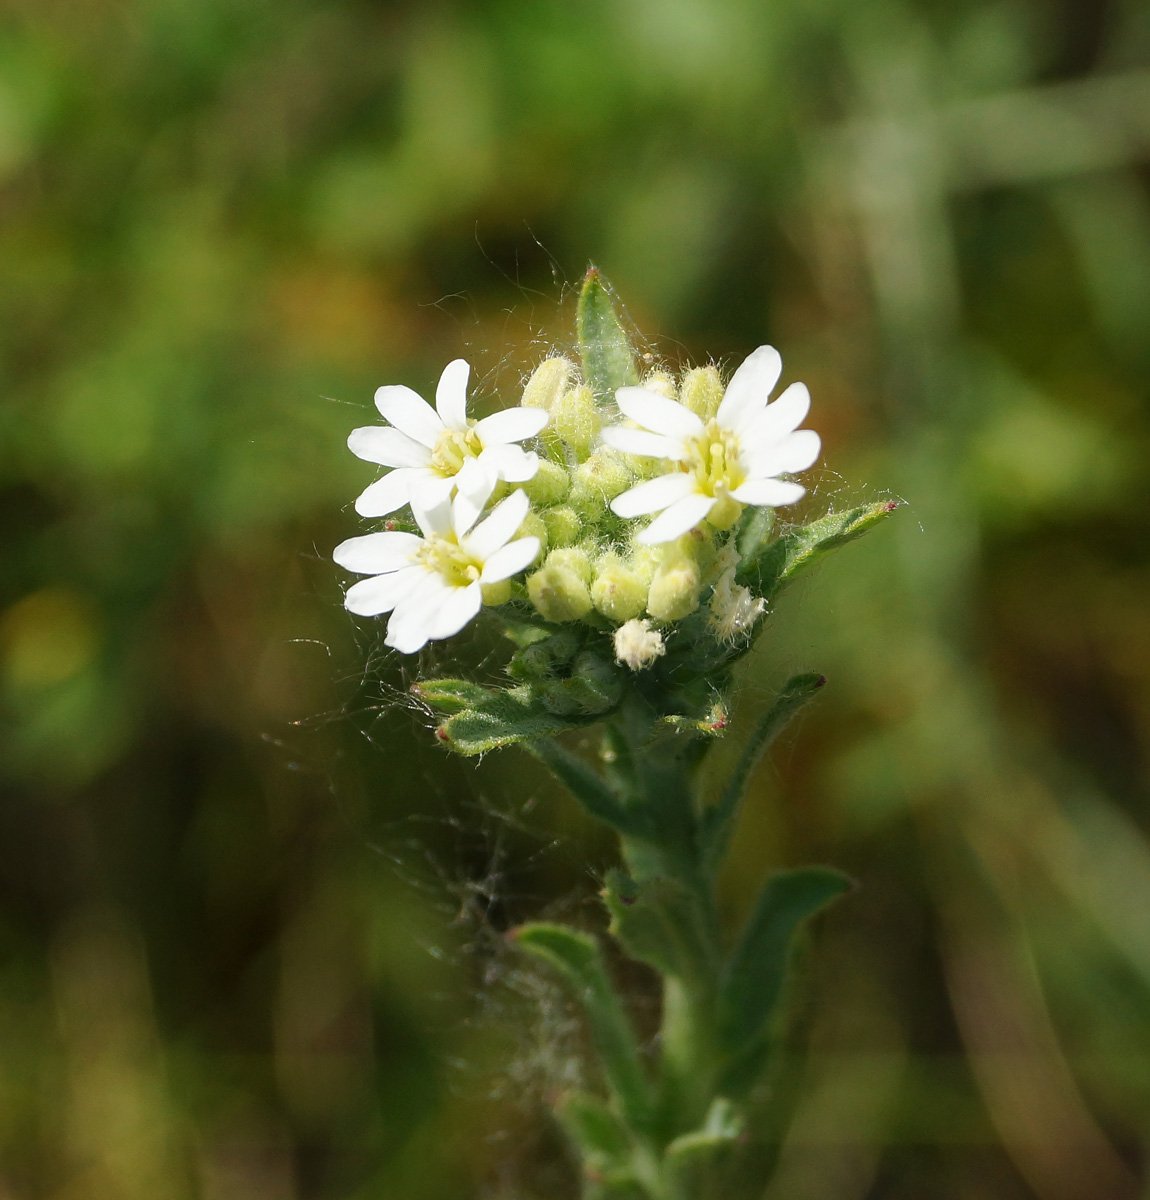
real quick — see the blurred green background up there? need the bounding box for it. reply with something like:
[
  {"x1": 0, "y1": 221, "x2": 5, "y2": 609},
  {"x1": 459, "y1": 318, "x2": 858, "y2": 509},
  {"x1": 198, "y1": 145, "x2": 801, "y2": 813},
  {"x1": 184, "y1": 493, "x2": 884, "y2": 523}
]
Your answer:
[{"x1": 2, "y1": 0, "x2": 1149, "y2": 1196}]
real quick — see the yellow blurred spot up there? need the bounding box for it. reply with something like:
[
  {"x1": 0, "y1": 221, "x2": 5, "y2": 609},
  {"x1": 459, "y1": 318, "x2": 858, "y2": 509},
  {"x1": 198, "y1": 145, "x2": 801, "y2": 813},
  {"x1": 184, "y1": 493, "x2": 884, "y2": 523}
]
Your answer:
[{"x1": 1, "y1": 587, "x2": 100, "y2": 689}]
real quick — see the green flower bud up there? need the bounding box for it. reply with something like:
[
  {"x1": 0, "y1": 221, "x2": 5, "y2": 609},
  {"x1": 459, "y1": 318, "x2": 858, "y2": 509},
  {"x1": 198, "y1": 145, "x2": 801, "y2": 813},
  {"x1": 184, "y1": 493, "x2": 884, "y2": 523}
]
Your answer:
[
  {"x1": 481, "y1": 579, "x2": 512, "y2": 607},
  {"x1": 707, "y1": 495, "x2": 742, "y2": 531},
  {"x1": 590, "y1": 551, "x2": 649, "y2": 622},
  {"x1": 550, "y1": 383, "x2": 601, "y2": 461},
  {"x1": 526, "y1": 547, "x2": 594, "y2": 622},
  {"x1": 517, "y1": 510, "x2": 549, "y2": 556},
  {"x1": 569, "y1": 450, "x2": 635, "y2": 518},
  {"x1": 543, "y1": 505, "x2": 582, "y2": 547},
  {"x1": 680, "y1": 365, "x2": 723, "y2": 421},
  {"x1": 522, "y1": 356, "x2": 573, "y2": 411},
  {"x1": 646, "y1": 540, "x2": 701, "y2": 622},
  {"x1": 522, "y1": 458, "x2": 571, "y2": 506},
  {"x1": 640, "y1": 370, "x2": 677, "y2": 401}
]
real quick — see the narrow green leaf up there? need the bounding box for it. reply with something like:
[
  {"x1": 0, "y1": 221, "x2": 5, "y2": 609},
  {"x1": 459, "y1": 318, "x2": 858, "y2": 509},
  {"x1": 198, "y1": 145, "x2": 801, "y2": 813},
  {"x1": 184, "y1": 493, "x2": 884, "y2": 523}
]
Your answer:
[
  {"x1": 701, "y1": 673, "x2": 826, "y2": 874},
  {"x1": 409, "y1": 678, "x2": 495, "y2": 715},
  {"x1": 602, "y1": 870, "x2": 711, "y2": 983},
  {"x1": 524, "y1": 739, "x2": 644, "y2": 835},
  {"x1": 514, "y1": 923, "x2": 655, "y2": 1133},
  {"x1": 737, "y1": 500, "x2": 898, "y2": 602},
  {"x1": 577, "y1": 267, "x2": 638, "y2": 401},
  {"x1": 717, "y1": 867, "x2": 851, "y2": 1085}
]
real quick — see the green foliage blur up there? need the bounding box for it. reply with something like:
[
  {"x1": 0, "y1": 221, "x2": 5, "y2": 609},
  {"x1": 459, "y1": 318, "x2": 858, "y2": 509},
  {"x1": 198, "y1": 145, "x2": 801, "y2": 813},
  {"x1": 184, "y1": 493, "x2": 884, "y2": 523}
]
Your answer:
[{"x1": 2, "y1": 0, "x2": 1148, "y2": 1196}]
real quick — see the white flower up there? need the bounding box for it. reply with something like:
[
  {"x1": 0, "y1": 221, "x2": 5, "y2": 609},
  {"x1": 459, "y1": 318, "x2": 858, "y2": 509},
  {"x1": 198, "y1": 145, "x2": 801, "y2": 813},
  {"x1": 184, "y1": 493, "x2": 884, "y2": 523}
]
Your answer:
[
  {"x1": 333, "y1": 483, "x2": 540, "y2": 654},
  {"x1": 602, "y1": 346, "x2": 820, "y2": 544},
  {"x1": 348, "y1": 358, "x2": 549, "y2": 518}
]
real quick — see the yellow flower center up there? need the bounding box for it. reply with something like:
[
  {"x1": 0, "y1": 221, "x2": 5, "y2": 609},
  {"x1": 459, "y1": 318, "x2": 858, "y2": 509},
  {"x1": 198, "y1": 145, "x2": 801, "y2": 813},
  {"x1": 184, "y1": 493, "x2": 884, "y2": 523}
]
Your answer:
[
  {"x1": 430, "y1": 424, "x2": 484, "y2": 476},
  {"x1": 418, "y1": 535, "x2": 482, "y2": 588},
  {"x1": 683, "y1": 421, "x2": 747, "y2": 496},
  {"x1": 682, "y1": 421, "x2": 747, "y2": 530}
]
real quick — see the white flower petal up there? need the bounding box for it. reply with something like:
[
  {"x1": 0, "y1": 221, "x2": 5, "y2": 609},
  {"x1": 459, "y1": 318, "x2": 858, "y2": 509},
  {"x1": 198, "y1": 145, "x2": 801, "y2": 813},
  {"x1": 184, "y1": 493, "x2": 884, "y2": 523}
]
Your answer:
[
  {"x1": 354, "y1": 467, "x2": 430, "y2": 518},
  {"x1": 411, "y1": 474, "x2": 457, "y2": 519},
  {"x1": 743, "y1": 429, "x2": 821, "y2": 478},
  {"x1": 373, "y1": 385, "x2": 443, "y2": 449},
  {"x1": 348, "y1": 425, "x2": 432, "y2": 469},
  {"x1": 474, "y1": 406, "x2": 549, "y2": 445},
  {"x1": 600, "y1": 427, "x2": 686, "y2": 460},
  {"x1": 479, "y1": 443, "x2": 539, "y2": 484},
  {"x1": 480, "y1": 536, "x2": 540, "y2": 583},
  {"x1": 333, "y1": 531, "x2": 423, "y2": 574},
  {"x1": 739, "y1": 381, "x2": 811, "y2": 443},
  {"x1": 425, "y1": 581, "x2": 483, "y2": 641},
  {"x1": 385, "y1": 575, "x2": 450, "y2": 652},
  {"x1": 610, "y1": 472, "x2": 697, "y2": 518},
  {"x1": 731, "y1": 478, "x2": 807, "y2": 506},
  {"x1": 412, "y1": 491, "x2": 454, "y2": 538},
  {"x1": 344, "y1": 566, "x2": 426, "y2": 617},
  {"x1": 435, "y1": 359, "x2": 471, "y2": 430},
  {"x1": 715, "y1": 346, "x2": 782, "y2": 429},
  {"x1": 637, "y1": 493, "x2": 717, "y2": 544},
  {"x1": 465, "y1": 489, "x2": 530, "y2": 559},
  {"x1": 616, "y1": 388, "x2": 704, "y2": 439}
]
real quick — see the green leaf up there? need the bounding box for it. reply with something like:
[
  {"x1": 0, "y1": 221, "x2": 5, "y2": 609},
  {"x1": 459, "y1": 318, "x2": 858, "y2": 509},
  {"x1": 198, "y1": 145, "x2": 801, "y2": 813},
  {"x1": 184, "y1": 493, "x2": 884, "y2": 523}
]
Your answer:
[
  {"x1": 701, "y1": 673, "x2": 826, "y2": 875},
  {"x1": 577, "y1": 267, "x2": 638, "y2": 401},
  {"x1": 737, "y1": 500, "x2": 898, "y2": 602},
  {"x1": 524, "y1": 739, "x2": 644, "y2": 835},
  {"x1": 602, "y1": 870, "x2": 711, "y2": 983},
  {"x1": 557, "y1": 1090, "x2": 633, "y2": 1169},
  {"x1": 409, "y1": 678, "x2": 495, "y2": 715},
  {"x1": 716, "y1": 867, "x2": 852, "y2": 1092},
  {"x1": 514, "y1": 923, "x2": 655, "y2": 1133},
  {"x1": 435, "y1": 685, "x2": 586, "y2": 755},
  {"x1": 664, "y1": 1099, "x2": 743, "y2": 1200},
  {"x1": 538, "y1": 649, "x2": 624, "y2": 717},
  {"x1": 586, "y1": 1175, "x2": 653, "y2": 1200}
]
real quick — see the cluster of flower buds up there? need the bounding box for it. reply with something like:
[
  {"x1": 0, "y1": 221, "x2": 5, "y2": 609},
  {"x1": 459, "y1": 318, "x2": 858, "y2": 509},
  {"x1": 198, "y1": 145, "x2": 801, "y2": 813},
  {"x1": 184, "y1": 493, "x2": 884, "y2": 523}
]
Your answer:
[{"x1": 335, "y1": 321, "x2": 820, "y2": 666}]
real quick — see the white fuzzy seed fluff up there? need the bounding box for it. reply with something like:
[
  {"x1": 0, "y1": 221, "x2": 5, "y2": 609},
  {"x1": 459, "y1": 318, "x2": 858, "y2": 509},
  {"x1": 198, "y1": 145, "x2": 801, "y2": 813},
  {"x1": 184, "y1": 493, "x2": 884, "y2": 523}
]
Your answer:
[
  {"x1": 613, "y1": 619, "x2": 666, "y2": 671},
  {"x1": 707, "y1": 569, "x2": 766, "y2": 643}
]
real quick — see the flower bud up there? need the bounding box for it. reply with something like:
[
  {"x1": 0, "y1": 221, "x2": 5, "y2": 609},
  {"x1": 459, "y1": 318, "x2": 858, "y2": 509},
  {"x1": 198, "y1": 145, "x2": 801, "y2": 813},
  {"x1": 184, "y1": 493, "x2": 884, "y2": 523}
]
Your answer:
[
  {"x1": 707, "y1": 495, "x2": 742, "y2": 531},
  {"x1": 516, "y1": 510, "x2": 549, "y2": 556},
  {"x1": 522, "y1": 458, "x2": 571, "y2": 506},
  {"x1": 526, "y1": 547, "x2": 593, "y2": 622},
  {"x1": 639, "y1": 370, "x2": 677, "y2": 401},
  {"x1": 569, "y1": 450, "x2": 634, "y2": 518},
  {"x1": 521, "y1": 356, "x2": 573, "y2": 411},
  {"x1": 613, "y1": 618, "x2": 666, "y2": 671},
  {"x1": 543, "y1": 505, "x2": 582, "y2": 547},
  {"x1": 680, "y1": 365, "x2": 723, "y2": 421},
  {"x1": 590, "y1": 551, "x2": 649, "y2": 622},
  {"x1": 481, "y1": 579, "x2": 512, "y2": 607},
  {"x1": 646, "y1": 541, "x2": 701, "y2": 623},
  {"x1": 551, "y1": 383, "x2": 601, "y2": 460}
]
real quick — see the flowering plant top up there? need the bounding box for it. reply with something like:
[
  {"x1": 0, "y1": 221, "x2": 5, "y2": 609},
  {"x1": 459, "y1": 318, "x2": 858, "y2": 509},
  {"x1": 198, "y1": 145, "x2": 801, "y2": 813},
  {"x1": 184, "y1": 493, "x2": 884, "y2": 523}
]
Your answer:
[{"x1": 336, "y1": 270, "x2": 894, "y2": 756}]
